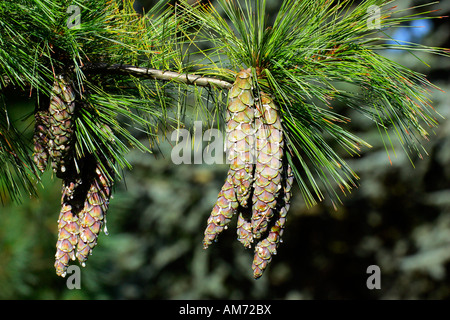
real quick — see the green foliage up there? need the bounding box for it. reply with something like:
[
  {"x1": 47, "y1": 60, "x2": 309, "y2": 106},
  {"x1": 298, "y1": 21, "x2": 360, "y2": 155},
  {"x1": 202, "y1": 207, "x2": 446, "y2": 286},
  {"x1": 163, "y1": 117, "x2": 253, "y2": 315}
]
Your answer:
[
  {"x1": 0, "y1": 95, "x2": 38, "y2": 203},
  {"x1": 0, "y1": 0, "x2": 188, "y2": 202},
  {"x1": 181, "y1": 0, "x2": 449, "y2": 207}
]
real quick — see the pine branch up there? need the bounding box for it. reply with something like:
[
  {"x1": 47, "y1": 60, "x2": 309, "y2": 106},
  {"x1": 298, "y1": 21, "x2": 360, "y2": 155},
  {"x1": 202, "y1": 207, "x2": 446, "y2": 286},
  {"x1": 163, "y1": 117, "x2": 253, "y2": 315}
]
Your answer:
[{"x1": 81, "y1": 63, "x2": 233, "y2": 90}]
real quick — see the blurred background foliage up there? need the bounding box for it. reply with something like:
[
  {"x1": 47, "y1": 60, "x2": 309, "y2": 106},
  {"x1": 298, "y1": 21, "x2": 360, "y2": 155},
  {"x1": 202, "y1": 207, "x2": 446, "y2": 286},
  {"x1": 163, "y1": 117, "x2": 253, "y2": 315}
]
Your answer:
[{"x1": 1, "y1": 0, "x2": 450, "y2": 299}]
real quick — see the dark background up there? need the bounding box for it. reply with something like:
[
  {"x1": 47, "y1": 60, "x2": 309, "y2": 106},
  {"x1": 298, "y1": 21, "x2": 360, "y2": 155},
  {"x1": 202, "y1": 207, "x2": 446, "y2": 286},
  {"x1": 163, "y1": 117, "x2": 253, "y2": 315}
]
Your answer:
[{"x1": 0, "y1": 0, "x2": 449, "y2": 299}]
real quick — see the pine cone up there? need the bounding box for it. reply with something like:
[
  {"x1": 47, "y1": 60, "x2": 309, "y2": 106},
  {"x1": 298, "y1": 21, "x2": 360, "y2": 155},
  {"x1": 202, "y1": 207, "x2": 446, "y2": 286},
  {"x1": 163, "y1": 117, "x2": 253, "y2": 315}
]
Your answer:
[
  {"x1": 226, "y1": 69, "x2": 260, "y2": 248},
  {"x1": 203, "y1": 172, "x2": 238, "y2": 248},
  {"x1": 48, "y1": 75, "x2": 76, "y2": 177},
  {"x1": 251, "y1": 92, "x2": 284, "y2": 240},
  {"x1": 53, "y1": 121, "x2": 115, "y2": 276},
  {"x1": 252, "y1": 163, "x2": 293, "y2": 279},
  {"x1": 32, "y1": 111, "x2": 50, "y2": 173},
  {"x1": 76, "y1": 161, "x2": 114, "y2": 266},
  {"x1": 54, "y1": 202, "x2": 79, "y2": 277},
  {"x1": 203, "y1": 73, "x2": 295, "y2": 279},
  {"x1": 54, "y1": 157, "x2": 114, "y2": 275},
  {"x1": 203, "y1": 70, "x2": 256, "y2": 248},
  {"x1": 54, "y1": 166, "x2": 84, "y2": 277},
  {"x1": 226, "y1": 69, "x2": 255, "y2": 208}
]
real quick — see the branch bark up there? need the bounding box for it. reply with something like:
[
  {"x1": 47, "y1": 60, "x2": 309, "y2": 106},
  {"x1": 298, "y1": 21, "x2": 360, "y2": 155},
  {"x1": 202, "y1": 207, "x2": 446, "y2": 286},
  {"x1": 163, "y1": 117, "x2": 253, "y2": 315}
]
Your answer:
[{"x1": 81, "y1": 63, "x2": 233, "y2": 90}]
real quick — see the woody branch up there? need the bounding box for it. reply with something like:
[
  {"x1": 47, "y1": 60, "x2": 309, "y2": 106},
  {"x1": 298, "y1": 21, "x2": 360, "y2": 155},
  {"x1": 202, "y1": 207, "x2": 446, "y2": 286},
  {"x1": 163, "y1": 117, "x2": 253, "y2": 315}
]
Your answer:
[{"x1": 81, "y1": 63, "x2": 233, "y2": 90}]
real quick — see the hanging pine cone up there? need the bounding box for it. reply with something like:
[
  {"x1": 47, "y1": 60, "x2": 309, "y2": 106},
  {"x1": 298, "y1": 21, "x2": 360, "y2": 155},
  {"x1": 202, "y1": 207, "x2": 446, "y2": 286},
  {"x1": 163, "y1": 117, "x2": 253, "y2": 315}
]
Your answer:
[
  {"x1": 32, "y1": 110, "x2": 50, "y2": 173},
  {"x1": 76, "y1": 161, "x2": 114, "y2": 266},
  {"x1": 252, "y1": 163, "x2": 293, "y2": 279},
  {"x1": 226, "y1": 69, "x2": 255, "y2": 208},
  {"x1": 203, "y1": 71, "x2": 294, "y2": 279},
  {"x1": 32, "y1": 75, "x2": 76, "y2": 176},
  {"x1": 250, "y1": 92, "x2": 284, "y2": 241},
  {"x1": 54, "y1": 169, "x2": 86, "y2": 277},
  {"x1": 203, "y1": 69, "x2": 256, "y2": 248},
  {"x1": 52, "y1": 120, "x2": 115, "y2": 277},
  {"x1": 47, "y1": 75, "x2": 76, "y2": 178},
  {"x1": 203, "y1": 172, "x2": 238, "y2": 248},
  {"x1": 54, "y1": 202, "x2": 79, "y2": 277},
  {"x1": 54, "y1": 157, "x2": 114, "y2": 276}
]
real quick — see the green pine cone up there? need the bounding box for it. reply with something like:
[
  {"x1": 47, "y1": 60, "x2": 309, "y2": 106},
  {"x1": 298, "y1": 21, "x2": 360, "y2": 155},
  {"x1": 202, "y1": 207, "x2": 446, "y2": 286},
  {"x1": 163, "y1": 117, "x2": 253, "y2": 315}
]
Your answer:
[
  {"x1": 227, "y1": 69, "x2": 255, "y2": 208},
  {"x1": 32, "y1": 111, "x2": 50, "y2": 173},
  {"x1": 54, "y1": 148, "x2": 114, "y2": 276},
  {"x1": 76, "y1": 164, "x2": 113, "y2": 266},
  {"x1": 252, "y1": 163, "x2": 294, "y2": 279},
  {"x1": 204, "y1": 81, "x2": 294, "y2": 279},
  {"x1": 54, "y1": 203, "x2": 79, "y2": 277},
  {"x1": 251, "y1": 92, "x2": 284, "y2": 240},
  {"x1": 48, "y1": 75, "x2": 76, "y2": 177},
  {"x1": 203, "y1": 171, "x2": 238, "y2": 248},
  {"x1": 54, "y1": 174, "x2": 83, "y2": 277}
]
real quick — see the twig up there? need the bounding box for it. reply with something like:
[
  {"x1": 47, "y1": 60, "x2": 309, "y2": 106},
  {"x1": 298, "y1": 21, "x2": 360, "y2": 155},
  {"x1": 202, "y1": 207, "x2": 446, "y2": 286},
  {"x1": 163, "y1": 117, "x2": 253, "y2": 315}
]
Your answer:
[{"x1": 81, "y1": 63, "x2": 233, "y2": 90}]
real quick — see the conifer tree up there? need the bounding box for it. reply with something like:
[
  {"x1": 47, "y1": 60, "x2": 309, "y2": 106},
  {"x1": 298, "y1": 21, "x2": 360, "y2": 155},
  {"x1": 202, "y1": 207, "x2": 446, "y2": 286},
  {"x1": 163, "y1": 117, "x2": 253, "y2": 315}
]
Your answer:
[{"x1": 0, "y1": 0, "x2": 449, "y2": 278}]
